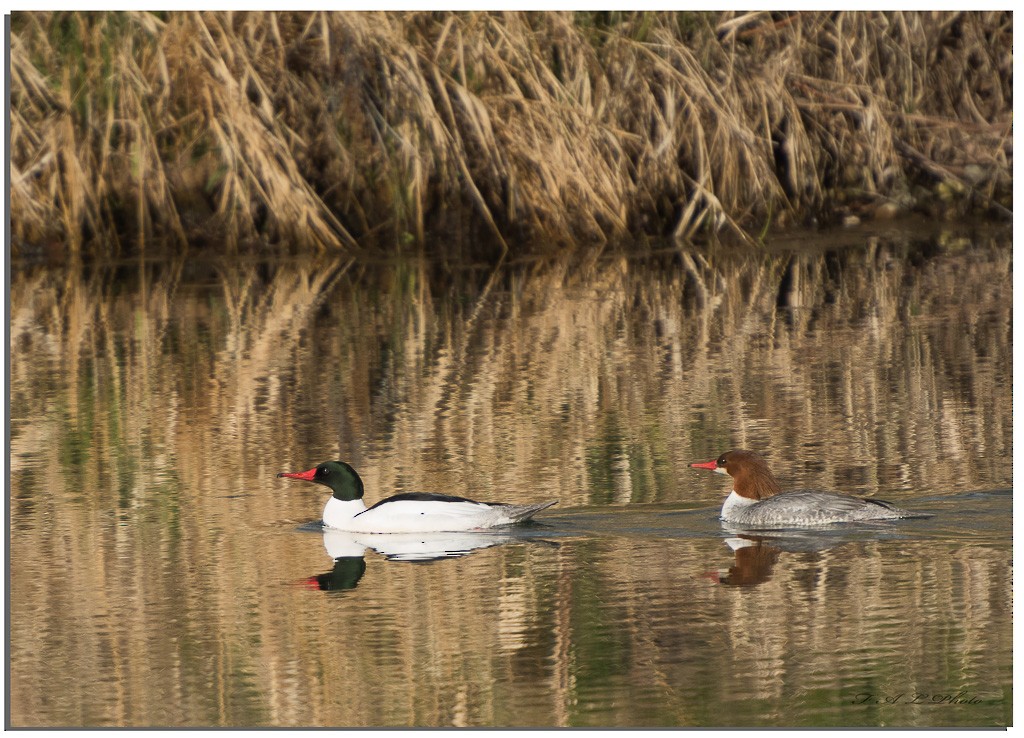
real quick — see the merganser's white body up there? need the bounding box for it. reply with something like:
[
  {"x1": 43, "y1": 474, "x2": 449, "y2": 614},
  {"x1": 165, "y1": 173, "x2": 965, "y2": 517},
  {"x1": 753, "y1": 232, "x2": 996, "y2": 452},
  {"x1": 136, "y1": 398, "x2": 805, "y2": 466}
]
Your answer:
[
  {"x1": 692, "y1": 450, "x2": 922, "y2": 529},
  {"x1": 279, "y1": 461, "x2": 556, "y2": 533},
  {"x1": 321, "y1": 495, "x2": 556, "y2": 533}
]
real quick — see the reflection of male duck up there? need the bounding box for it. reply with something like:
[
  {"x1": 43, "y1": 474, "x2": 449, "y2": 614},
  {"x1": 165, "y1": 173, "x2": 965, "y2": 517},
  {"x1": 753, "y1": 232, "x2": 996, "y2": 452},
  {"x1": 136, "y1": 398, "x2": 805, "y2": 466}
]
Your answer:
[
  {"x1": 299, "y1": 528, "x2": 545, "y2": 593},
  {"x1": 296, "y1": 529, "x2": 369, "y2": 592},
  {"x1": 300, "y1": 557, "x2": 367, "y2": 592},
  {"x1": 323, "y1": 529, "x2": 528, "y2": 562}
]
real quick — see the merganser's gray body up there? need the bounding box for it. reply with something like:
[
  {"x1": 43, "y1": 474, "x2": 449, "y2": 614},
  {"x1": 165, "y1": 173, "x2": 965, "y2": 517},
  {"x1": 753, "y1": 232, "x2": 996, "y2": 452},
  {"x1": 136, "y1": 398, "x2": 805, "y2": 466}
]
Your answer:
[
  {"x1": 693, "y1": 450, "x2": 926, "y2": 529},
  {"x1": 720, "y1": 489, "x2": 916, "y2": 528}
]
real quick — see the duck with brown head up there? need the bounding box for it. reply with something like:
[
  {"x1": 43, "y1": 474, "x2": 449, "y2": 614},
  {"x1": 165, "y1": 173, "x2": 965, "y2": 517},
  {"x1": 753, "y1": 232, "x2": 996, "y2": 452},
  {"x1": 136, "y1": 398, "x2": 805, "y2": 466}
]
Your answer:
[{"x1": 690, "y1": 449, "x2": 926, "y2": 528}]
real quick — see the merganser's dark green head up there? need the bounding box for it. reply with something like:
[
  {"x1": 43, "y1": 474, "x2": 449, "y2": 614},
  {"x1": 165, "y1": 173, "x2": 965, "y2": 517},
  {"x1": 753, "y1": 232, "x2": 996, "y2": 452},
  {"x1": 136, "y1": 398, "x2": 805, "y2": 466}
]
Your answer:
[{"x1": 278, "y1": 460, "x2": 365, "y2": 501}]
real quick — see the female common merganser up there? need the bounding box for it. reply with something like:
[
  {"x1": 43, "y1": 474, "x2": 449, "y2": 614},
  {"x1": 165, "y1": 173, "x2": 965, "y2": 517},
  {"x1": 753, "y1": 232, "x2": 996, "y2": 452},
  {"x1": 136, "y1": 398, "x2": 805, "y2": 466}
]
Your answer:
[
  {"x1": 278, "y1": 461, "x2": 557, "y2": 533},
  {"x1": 689, "y1": 449, "x2": 922, "y2": 528}
]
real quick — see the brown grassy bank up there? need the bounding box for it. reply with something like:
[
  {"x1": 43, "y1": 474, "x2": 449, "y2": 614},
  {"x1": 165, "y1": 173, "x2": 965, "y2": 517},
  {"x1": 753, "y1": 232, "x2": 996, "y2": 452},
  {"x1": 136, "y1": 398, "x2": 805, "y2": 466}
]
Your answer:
[{"x1": 10, "y1": 11, "x2": 1013, "y2": 258}]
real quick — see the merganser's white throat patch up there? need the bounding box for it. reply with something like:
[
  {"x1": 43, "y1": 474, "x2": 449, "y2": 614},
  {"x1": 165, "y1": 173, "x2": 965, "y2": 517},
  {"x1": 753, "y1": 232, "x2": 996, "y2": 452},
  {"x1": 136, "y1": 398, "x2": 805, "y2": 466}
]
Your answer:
[
  {"x1": 724, "y1": 536, "x2": 757, "y2": 551},
  {"x1": 720, "y1": 490, "x2": 757, "y2": 521},
  {"x1": 714, "y1": 466, "x2": 729, "y2": 475}
]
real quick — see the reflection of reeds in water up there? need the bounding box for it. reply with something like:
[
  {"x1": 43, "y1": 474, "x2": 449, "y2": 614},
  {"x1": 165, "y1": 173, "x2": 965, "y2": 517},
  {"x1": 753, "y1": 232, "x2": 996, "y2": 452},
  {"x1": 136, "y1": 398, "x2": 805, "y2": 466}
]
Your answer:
[
  {"x1": 8, "y1": 234, "x2": 1012, "y2": 726},
  {"x1": 333, "y1": 236, "x2": 1010, "y2": 509}
]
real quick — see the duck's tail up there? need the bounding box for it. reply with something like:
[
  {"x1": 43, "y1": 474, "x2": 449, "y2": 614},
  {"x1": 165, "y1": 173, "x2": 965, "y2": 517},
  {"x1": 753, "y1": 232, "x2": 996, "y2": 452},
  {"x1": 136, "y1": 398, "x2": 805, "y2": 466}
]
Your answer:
[
  {"x1": 866, "y1": 498, "x2": 933, "y2": 519},
  {"x1": 499, "y1": 500, "x2": 558, "y2": 524}
]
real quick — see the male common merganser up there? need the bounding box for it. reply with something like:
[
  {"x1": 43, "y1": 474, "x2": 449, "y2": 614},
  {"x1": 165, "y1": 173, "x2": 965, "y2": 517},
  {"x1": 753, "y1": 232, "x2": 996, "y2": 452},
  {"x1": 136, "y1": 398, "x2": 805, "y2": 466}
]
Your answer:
[
  {"x1": 278, "y1": 461, "x2": 557, "y2": 533},
  {"x1": 689, "y1": 449, "x2": 923, "y2": 527}
]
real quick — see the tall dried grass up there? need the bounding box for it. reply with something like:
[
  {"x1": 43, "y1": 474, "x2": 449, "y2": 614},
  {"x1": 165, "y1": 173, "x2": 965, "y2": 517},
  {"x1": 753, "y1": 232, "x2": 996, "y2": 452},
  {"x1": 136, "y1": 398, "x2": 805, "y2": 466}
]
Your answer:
[{"x1": 10, "y1": 11, "x2": 1012, "y2": 256}]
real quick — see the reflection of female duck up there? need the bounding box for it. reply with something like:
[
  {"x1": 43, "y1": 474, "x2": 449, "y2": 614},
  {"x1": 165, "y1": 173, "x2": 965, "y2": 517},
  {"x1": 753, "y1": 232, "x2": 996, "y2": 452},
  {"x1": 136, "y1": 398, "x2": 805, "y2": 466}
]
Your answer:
[
  {"x1": 279, "y1": 461, "x2": 556, "y2": 532},
  {"x1": 707, "y1": 530, "x2": 876, "y2": 588},
  {"x1": 704, "y1": 538, "x2": 781, "y2": 587}
]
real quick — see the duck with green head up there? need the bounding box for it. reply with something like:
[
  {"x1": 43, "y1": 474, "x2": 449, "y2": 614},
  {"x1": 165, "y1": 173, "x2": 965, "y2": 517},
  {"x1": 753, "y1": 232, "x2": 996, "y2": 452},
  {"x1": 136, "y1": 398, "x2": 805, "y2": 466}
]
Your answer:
[{"x1": 278, "y1": 461, "x2": 557, "y2": 533}]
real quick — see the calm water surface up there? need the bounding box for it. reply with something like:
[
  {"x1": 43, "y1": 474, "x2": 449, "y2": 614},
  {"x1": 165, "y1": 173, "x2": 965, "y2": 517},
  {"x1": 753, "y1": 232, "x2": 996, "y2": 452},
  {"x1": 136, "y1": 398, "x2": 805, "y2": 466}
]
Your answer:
[{"x1": 8, "y1": 223, "x2": 1012, "y2": 727}]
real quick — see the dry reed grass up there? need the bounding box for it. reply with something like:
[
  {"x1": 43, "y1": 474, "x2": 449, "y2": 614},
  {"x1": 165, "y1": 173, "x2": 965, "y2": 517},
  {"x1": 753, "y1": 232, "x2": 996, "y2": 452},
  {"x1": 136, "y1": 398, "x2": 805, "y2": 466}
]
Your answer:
[{"x1": 9, "y1": 12, "x2": 1013, "y2": 257}]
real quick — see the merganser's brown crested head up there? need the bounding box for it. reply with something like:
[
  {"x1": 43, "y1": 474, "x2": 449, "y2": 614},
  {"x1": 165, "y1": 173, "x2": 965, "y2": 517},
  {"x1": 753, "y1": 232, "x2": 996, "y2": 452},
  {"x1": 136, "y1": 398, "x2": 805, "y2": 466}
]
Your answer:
[{"x1": 689, "y1": 449, "x2": 782, "y2": 501}]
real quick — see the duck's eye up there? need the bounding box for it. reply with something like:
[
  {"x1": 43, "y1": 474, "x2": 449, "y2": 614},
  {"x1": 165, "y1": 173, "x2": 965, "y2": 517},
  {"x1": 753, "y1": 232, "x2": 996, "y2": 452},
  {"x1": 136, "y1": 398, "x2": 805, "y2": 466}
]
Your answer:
[
  {"x1": 319, "y1": 466, "x2": 330, "y2": 476},
  {"x1": 718, "y1": 456, "x2": 728, "y2": 466}
]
